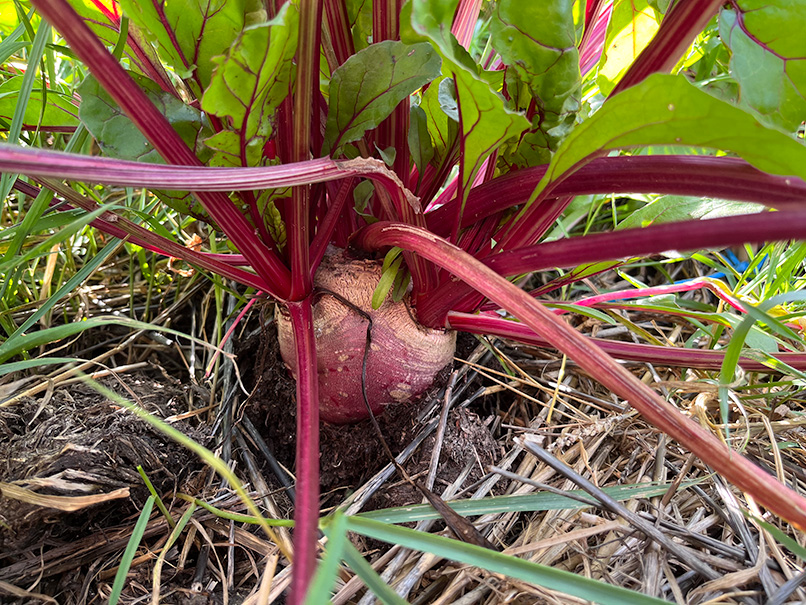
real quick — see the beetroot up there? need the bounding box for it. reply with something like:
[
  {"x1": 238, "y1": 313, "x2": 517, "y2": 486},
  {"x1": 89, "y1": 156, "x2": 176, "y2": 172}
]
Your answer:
[{"x1": 277, "y1": 249, "x2": 456, "y2": 424}]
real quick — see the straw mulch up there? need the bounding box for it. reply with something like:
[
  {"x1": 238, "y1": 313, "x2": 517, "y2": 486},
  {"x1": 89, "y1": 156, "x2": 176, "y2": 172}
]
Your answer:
[{"x1": 1, "y1": 282, "x2": 805, "y2": 604}]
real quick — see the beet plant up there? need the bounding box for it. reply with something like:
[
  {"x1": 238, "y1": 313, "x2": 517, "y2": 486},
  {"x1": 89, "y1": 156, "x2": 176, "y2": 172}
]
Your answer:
[{"x1": 3, "y1": 0, "x2": 806, "y2": 601}]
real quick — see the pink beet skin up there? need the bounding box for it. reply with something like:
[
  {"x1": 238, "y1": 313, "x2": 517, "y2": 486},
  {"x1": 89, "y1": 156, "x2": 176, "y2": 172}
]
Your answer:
[{"x1": 277, "y1": 249, "x2": 456, "y2": 424}]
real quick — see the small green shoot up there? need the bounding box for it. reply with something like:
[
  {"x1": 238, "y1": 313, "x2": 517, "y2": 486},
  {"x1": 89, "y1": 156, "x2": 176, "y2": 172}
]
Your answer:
[{"x1": 109, "y1": 495, "x2": 154, "y2": 605}]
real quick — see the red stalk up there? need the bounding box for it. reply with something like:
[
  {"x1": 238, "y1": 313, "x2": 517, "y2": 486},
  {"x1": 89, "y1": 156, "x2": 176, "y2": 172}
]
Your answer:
[
  {"x1": 372, "y1": 0, "x2": 399, "y2": 43},
  {"x1": 310, "y1": 179, "x2": 355, "y2": 276},
  {"x1": 418, "y1": 158, "x2": 806, "y2": 325},
  {"x1": 0, "y1": 145, "x2": 418, "y2": 198},
  {"x1": 286, "y1": 298, "x2": 320, "y2": 605},
  {"x1": 323, "y1": 0, "x2": 355, "y2": 66},
  {"x1": 82, "y1": 0, "x2": 177, "y2": 95},
  {"x1": 288, "y1": 0, "x2": 322, "y2": 301},
  {"x1": 353, "y1": 221, "x2": 806, "y2": 531},
  {"x1": 451, "y1": 0, "x2": 483, "y2": 49},
  {"x1": 447, "y1": 311, "x2": 806, "y2": 372},
  {"x1": 611, "y1": 0, "x2": 722, "y2": 95},
  {"x1": 285, "y1": 3, "x2": 323, "y2": 602},
  {"x1": 482, "y1": 211, "x2": 806, "y2": 279},
  {"x1": 29, "y1": 178, "x2": 271, "y2": 290},
  {"x1": 426, "y1": 155, "x2": 806, "y2": 234},
  {"x1": 579, "y1": 0, "x2": 611, "y2": 76}
]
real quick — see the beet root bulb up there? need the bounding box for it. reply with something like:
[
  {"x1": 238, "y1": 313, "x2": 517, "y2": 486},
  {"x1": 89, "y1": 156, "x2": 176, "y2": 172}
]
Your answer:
[{"x1": 277, "y1": 249, "x2": 456, "y2": 424}]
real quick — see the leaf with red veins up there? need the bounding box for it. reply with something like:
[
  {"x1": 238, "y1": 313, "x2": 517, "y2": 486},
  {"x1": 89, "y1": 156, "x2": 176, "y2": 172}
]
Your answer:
[
  {"x1": 0, "y1": 76, "x2": 79, "y2": 130},
  {"x1": 720, "y1": 0, "x2": 806, "y2": 132},
  {"x1": 420, "y1": 76, "x2": 458, "y2": 165},
  {"x1": 66, "y1": 0, "x2": 175, "y2": 92},
  {"x1": 323, "y1": 40, "x2": 442, "y2": 156},
  {"x1": 78, "y1": 72, "x2": 215, "y2": 220},
  {"x1": 490, "y1": 0, "x2": 581, "y2": 168},
  {"x1": 409, "y1": 0, "x2": 530, "y2": 237},
  {"x1": 116, "y1": 0, "x2": 246, "y2": 92},
  {"x1": 201, "y1": 1, "x2": 298, "y2": 167}
]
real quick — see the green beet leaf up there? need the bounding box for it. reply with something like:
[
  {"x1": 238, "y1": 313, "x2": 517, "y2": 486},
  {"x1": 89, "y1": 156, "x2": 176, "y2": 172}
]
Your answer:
[
  {"x1": 410, "y1": 0, "x2": 530, "y2": 221},
  {"x1": 201, "y1": 1, "x2": 298, "y2": 167},
  {"x1": 346, "y1": 0, "x2": 373, "y2": 52},
  {"x1": 407, "y1": 104, "x2": 434, "y2": 183},
  {"x1": 719, "y1": 1, "x2": 806, "y2": 133},
  {"x1": 490, "y1": 0, "x2": 581, "y2": 167},
  {"x1": 323, "y1": 40, "x2": 442, "y2": 156},
  {"x1": 117, "y1": 0, "x2": 246, "y2": 92},
  {"x1": 0, "y1": 76, "x2": 79, "y2": 129},
  {"x1": 420, "y1": 76, "x2": 458, "y2": 166},
  {"x1": 78, "y1": 73, "x2": 212, "y2": 164},
  {"x1": 65, "y1": 0, "x2": 148, "y2": 59},
  {"x1": 78, "y1": 73, "x2": 215, "y2": 220},
  {"x1": 532, "y1": 74, "x2": 806, "y2": 204},
  {"x1": 202, "y1": 130, "x2": 263, "y2": 168},
  {"x1": 618, "y1": 196, "x2": 765, "y2": 230}
]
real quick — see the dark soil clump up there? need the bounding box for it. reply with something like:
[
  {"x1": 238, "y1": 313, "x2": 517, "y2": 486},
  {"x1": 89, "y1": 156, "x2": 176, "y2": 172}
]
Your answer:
[{"x1": 0, "y1": 373, "x2": 205, "y2": 554}]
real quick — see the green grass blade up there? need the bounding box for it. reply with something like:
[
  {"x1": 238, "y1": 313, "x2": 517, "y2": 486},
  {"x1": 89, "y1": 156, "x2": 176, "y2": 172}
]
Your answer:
[
  {"x1": 3, "y1": 125, "x2": 89, "y2": 263},
  {"x1": 7, "y1": 239, "x2": 119, "y2": 339},
  {"x1": 357, "y1": 481, "x2": 699, "y2": 524},
  {"x1": 720, "y1": 291, "x2": 806, "y2": 424},
  {"x1": 0, "y1": 208, "x2": 87, "y2": 242},
  {"x1": 305, "y1": 511, "x2": 348, "y2": 605},
  {"x1": 346, "y1": 516, "x2": 667, "y2": 605},
  {"x1": 151, "y1": 502, "x2": 196, "y2": 602},
  {"x1": 746, "y1": 512, "x2": 806, "y2": 562},
  {"x1": 0, "y1": 314, "x2": 226, "y2": 364},
  {"x1": 341, "y1": 541, "x2": 408, "y2": 605},
  {"x1": 187, "y1": 497, "x2": 293, "y2": 526},
  {"x1": 109, "y1": 495, "x2": 155, "y2": 605},
  {"x1": 79, "y1": 377, "x2": 291, "y2": 560},
  {"x1": 0, "y1": 357, "x2": 80, "y2": 379},
  {"x1": 0, "y1": 203, "x2": 110, "y2": 277},
  {"x1": 0, "y1": 319, "x2": 115, "y2": 363},
  {"x1": 0, "y1": 5, "x2": 33, "y2": 64},
  {"x1": 137, "y1": 465, "x2": 174, "y2": 529},
  {"x1": 0, "y1": 17, "x2": 50, "y2": 202}
]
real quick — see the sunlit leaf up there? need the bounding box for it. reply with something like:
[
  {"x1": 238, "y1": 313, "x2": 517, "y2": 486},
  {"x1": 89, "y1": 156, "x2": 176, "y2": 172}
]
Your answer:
[
  {"x1": 597, "y1": 0, "x2": 661, "y2": 95},
  {"x1": 533, "y1": 74, "x2": 806, "y2": 204},
  {"x1": 117, "y1": 0, "x2": 246, "y2": 90},
  {"x1": 201, "y1": 1, "x2": 298, "y2": 167}
]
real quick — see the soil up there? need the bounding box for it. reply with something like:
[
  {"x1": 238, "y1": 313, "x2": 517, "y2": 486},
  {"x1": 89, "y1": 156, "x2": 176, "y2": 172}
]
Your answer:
[
  {"x1": 0, "y1": 374, "x2": 205, "y2": 553},
  {"x1": 0, "y1": 313, "x2": 500, "y2": 603},
  {"x1": 243, "y1": 317, "x2": 499, "y2": 508}
]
